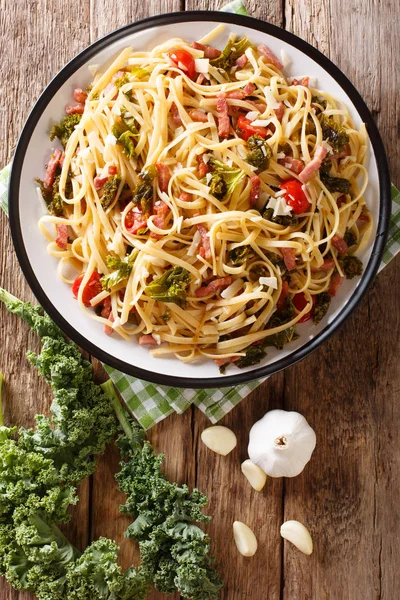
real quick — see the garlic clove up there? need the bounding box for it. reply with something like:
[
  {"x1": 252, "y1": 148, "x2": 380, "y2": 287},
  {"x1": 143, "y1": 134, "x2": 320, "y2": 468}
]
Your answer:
[
  {"x1": 241, "y1": 459, "x2": 267, "y2": 491},
  {"x1": 280, "y1": 520, "x2": 313, "y2": 555},
  {"x1": 233, "y1": 521, "x2": 258, "y2": 557},
  {"x1": 201, "y1": 426, "x2": 237, "y2": 456},
  {"x1": 248, "y1": 409, "x2": 316, "y2": 477}
]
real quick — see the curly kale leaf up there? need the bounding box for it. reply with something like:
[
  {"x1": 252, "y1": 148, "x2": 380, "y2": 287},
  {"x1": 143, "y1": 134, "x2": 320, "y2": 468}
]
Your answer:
[
  {"x1": 263, "y1": 325, "x2": 299, "y2": 350},
  {"x1": 132, "y1": 167, "x2": 156, "y2": 215},
  {"x1": 210, "y1": 36, "x2": 251, "y2": 69},
  {"x1": 340, "y1": 255, "x2": 363, "y2": 279},
  {"x1": 312, "y1": 292, "x2": 331, "y2": 324},
  {"x1": 320, "y1": 116, "x2": 349, "y2": 153},
  {"x1": 228, "y1": 245, "x2": 254, "y2": 265},
  {"x1": 343, "y1": 228, "x2": 357, "y2": 248},
  {"x1": 101, "y1": 253, "x2": 137, "y2": 291},
  {"x1": 145, "y1": 266, "x2": 191, "y2": 308},
  {"x1": 50, "y1": 114, "x2": 82, "y2": 148},
  {"x1": 101, "y1": 174, "x2": 122, "y2": 210},
  {"x1": 207, "y1": 158, "x2": 244, "y2": 199},
  {"x1": 246, "y1": 135, "x2": 272, "y2": 170},
  {"x1": 262, "y1": 208, "x2": 299, "y2": 227},
  {"x1": 35, "y1": 171, "x2": 73, "y2": 218}
]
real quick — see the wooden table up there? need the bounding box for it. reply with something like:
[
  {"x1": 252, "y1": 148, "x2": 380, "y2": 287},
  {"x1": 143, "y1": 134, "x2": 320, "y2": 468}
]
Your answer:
[{"x1": 0, "y1": 1, "x2": 399, "y2": 598}]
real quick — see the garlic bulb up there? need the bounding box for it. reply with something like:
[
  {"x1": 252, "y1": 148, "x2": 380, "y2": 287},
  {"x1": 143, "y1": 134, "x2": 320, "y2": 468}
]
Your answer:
[{"x1": 248, "y1": 409, "x2": 316, "y2": 477}]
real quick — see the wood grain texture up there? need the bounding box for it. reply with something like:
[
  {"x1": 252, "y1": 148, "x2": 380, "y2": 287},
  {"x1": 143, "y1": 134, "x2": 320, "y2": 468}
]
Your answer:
[{"x1": 0, "y1": 0, "x2": 399, "y2": 599}]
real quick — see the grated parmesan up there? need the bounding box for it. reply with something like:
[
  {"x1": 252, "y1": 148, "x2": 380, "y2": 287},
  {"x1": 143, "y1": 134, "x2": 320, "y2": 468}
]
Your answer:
[{"x1": 259, "y1": 276, "x2": 278, "y2": 289}]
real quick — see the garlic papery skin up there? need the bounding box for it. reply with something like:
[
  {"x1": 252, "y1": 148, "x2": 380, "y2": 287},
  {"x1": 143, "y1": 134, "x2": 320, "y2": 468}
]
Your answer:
[
  {"x1": 233, "y1": 521, "x2": 258, "y2": 557},
  {"x1": 248, "y1": 409, "x2": 316, "y2": 477},
  {"x1": 241, "y1": 459, "x2": 267, "y2": 491},
  {"x1": 201, "y1": 426, "x2": 237, "y2": 456},
  {"x1": 280, "y1": 520, "x2": 313, "y2": 555}
]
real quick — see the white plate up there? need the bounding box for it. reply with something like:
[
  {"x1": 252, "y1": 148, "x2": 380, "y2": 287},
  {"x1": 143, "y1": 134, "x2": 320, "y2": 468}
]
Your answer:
[{"x1": 9, "y1": 12, "x2": 391, "y2": 388}]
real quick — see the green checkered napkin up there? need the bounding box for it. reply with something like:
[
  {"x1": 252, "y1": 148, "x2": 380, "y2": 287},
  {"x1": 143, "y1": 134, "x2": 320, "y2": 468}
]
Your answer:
[{"x1": 1, "y1": 0, "x2": 399, "y2": 428}]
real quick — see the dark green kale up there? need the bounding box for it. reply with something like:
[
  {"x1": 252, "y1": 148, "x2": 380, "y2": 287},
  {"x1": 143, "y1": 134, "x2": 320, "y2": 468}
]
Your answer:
[
  {"x1": 145, "y1": 266, "x2": 191, "y2": 308},
  {"x1": 50, "y1": 114, "x2": 82, "y2": 148},
  {"x1": 112, "y1": 114, "x2": 139, "y2": 159},
  {"x1": 264, "y1": 325, "x2": 299, "y2": 350},
  {"x1": 235, "y1": 345, "x2": 266, "y2": 369},
  {"x1": 161, "y1": 310, "x2": 171, "y2": 322},
  {"x1": 340, "y1": 255, "x2": 363, "y2": 279},
  {"x1": 319, "y1": 159, "x2": 351, "y2": 193},
  {"x1": 320, "y1": 115, "x2": 350, "y2": 153},
  {"x1": 343, "y1": 228, "x2": 357, "y2": 248},
  {"x1": 209, "y1": 173, "x2": 227, "y2": 200},
  {"x1": 228, "y1": 245, "x2": 254, "y2": 265},
  {"x1": 312, "y1": 292, "x2": 331, "y2": 324},
  {"x1": 208, "y1": 158, "x2": 244, "y2": 199},
  {"x1": 262, "y1": 208, "x2": 299, "y2": 227},
  {"x1": 101, "y1": 252, "x2": 137, "y2": 291},
  {"x1": 101, "y1": 174, "x2": 121, "y2": 209},
  {"x1": 311, "y1": 95, "x2": 327, "y2": 112},
  {"x1": 210, "y1": 36, "x2": 251, "y2": 69},
  {"x1": 246, "y1": 135, "x2": 272, "y2": 170},
  {"x1": 133, "y1": 167, "x2": 156, "y2": 215},
  {"x1": 35, "y1": 170, "x2": 73, "y2": 217}
]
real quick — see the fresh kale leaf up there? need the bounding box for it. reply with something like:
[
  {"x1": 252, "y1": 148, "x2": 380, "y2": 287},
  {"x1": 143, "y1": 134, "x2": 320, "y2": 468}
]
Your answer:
[
  {"x1": 50, "y1": 114, "x2": 82, "y2": 148},
  {"x1": 145, "y1": 266, "x2": 190, "y2": 308},
  {"x1": 246, "y1": 135, "x2": 272, "y2": 170}
]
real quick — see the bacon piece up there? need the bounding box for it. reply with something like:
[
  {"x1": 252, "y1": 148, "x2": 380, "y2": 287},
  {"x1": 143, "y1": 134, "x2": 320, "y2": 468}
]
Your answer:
[
  {"x1": 328, "y1": 272, "x2": 343, "y2": 297},
  {"x1": 192, "y1": 41, "x2": 222, "y2": 59},
  {"x1": 195, "y1": 276, "x2": 232, "y2": 298},
  {"x1": 108, "y1": 165, "x2": 118, "y2": 175},
  {"x1": 155, "y1": 163, "x2": 170, "y2": 193},
  {"x1": 278, "y1": 156, "x2": 304, "y2": 174},
  {"x1": 281, "y1": 247, "x2": 297, "y2": 271},
  {"x1": 170, "y1": 102, "x2": 183, "y2": 126},
  {"x1": 214, "y1": 356, "x2": 240, "y2": 368},
  {"x1": 73, "y1": 88, "x2": 88, "y2": 103},
  {"x1": 100, "y1": 296, "x2": 112, "y2": 319},
  {"x1": 250, "y1": 101, "x2": 267, "y2": 112},
  {"x1": 249, "y1": 174, "x2": 261, "y2": 207},
  {"x1": 94, "y1": 175, "x2": 109, "y2": 190},
  {"x1": 125, "y1": 210, "x2": 148, "y2": 234},
  {"x1": 179, "y1": 192, "x2": 192, "y2": 202},
  {"x1": 332, "y1": 235, "x2": 348, "y2": 255},
  {"x1": 336, "y1": 194, "x2": 347, "y2": 208},
  {"x1": 216, "y1": 92, "x2": 230, "y2": 138},
  {"x1": 152, "y1": 200, "x2": 169, "y2": 230},
  {"x1": 257, "y1": 44, "x2": 283, "y2": 70},
  {"x1": 226, "y1": 83, "x2": 256, "y2": 100},
  {"x1": 104, "y1": 311, "x2": 115, "y2": 336},
  {"x1": 274, "y1": 101, "x2": 285, "y2": 121},
  {"x1": 277, "y1": 280, "x2": 289, "y2": 311},
  {"x1": 357, "y1": 212, "x2": 370, "y2": 225},
  {"x1": 235, "y1": 54, "x2": 248, "y2": 68},
  {"x1": 65, "y1": 104, "x2": 84, "y2": 115},
  {"x1": 196, "y1": 224, "x2": 212, "y2": 260},
  {"x1": 189, "y1": 108, "x2": 208, "y2": 122},
  {"x1": 298, "y1": 145, "x2": 328, "y2": 183},
  {"x1": 310, "y1": 258, "x2": 335, "y2": 272},
  {"x1": 291, "y1": 77, "x2": 309, "y2": 87},
  {"x1": 44, "y1": 149, "x2": 63, "y2": 187},
  {"x1": 55, "y1": 224, "x2": 68, "y2": 249},
  {"x1": 197, "y1": 153, "x2": 209, "y2": 178},
  {"x1": 139, "y1": 334, "x2": 158, "y2": 345}
]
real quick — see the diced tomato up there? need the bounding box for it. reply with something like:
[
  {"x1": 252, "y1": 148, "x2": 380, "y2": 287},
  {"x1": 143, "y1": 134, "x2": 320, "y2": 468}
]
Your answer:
[
  {"x1": 236, "y1": 115, "x2": 268, "y2": 141},
  {"x1": 72, "y1": 271, "x2": 103, "y2": 307},
  {"x1": 125, "y1": 210, "x2": 148, "y2": 234},
  {"x1": 293, "y1": 292, "x2": 316, "y2": 322},
  {"x1": 168, "y1": 49, "x2": 196, "y2": 79},
  {"x1": 280, "y1": 179, "x2": 310, "y2": 214},
  {"x1": 277, "y1": 280, "x2": 289, "y2": 311}
]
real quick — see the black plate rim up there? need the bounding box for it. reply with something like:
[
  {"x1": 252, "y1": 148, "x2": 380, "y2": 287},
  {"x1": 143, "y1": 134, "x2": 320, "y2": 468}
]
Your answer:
[{"x1": 8, "y1": 10, "x2": 391, "y2": 389}]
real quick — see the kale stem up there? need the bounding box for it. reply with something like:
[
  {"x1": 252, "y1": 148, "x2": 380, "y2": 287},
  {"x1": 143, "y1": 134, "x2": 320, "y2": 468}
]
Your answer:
[
  {"x1": 0, "y1": 374, "x2": 3, "y2": 427},
  {"x1": 101, "y1": 380, "x2": 133, "y2": 441}
]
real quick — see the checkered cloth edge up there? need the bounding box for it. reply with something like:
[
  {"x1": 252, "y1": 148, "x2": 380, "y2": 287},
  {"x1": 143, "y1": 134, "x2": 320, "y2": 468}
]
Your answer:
[{"x1": 0, "y1": 0, "x2": 398, "y2": 428}]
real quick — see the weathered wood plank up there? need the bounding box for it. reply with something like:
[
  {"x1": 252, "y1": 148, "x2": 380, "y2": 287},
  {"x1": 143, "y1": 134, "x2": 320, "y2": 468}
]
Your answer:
[
  {"x1": 284, "y1": 0, "x2": 400, "y2": 597},
  {"x1": 193, "y1": 376, "x2": 285, "y2": 600},
  {"x1": 0, "y1": 0, "x2": 91, "y2": 598},
  {"x1": 185, "y1": 0, "x2": 283, "y2": 25}
]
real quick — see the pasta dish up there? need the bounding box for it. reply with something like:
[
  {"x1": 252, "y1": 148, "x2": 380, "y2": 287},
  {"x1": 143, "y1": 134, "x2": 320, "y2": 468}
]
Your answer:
[{"x1": 36, "y1": 26, "x2": 371, "y2": 371}]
